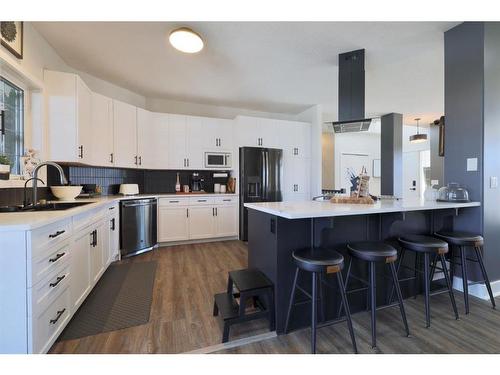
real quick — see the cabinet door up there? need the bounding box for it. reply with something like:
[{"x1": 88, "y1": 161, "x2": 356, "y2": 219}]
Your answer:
[
  {"x1": 186, "y1": 116, "x2": 205, "y2": 169},
  {"x1": 217, "y1": 119, "x2": 234, "y2": 150},
  {"x1": 137, "y1": 108, "x2": 157, "y2": 169},
  {"x1": 76, "y1": 77, "x2": 92, "y2": 164},
  {"x1": 215, "y1": 205, "x2": 238, "y2": 237},
  {"x1": 91, "y1": 92, "x2": 114, "y2": 166},
  {"x1": 70, "y1": 230, "x2": 91, "y2": 310},
  {"x1": 90, "y1": 222, "x2": 106, "y2": 285},
  {"x1": 113, "y1": 100, "x2": 137, "y2": 168},
  {"x1": 296, "y1": 122, "x2": 311, "y2": 158},
  {"x1": 158, "y1": 207, "x2": 189, "y2": 242},
  {"x1": 188, "y1": 206, "x2": 216, "y2": 239},
  {"x1": 108, "y1": 210, "x2": 120, "y2": 262},
  {"x1": 260, "y1": 118, "x2": 279, "y2": 148},
  {"x1": 235, "y1": 116, "x2": 261, "y2": 147},
  {"x1": 168, "y1": 114, "x2": 187, "y2": 169}
]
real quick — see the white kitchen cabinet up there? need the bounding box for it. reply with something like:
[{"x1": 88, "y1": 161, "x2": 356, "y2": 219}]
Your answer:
[
  {"x1": 158, "y1": 206, "x2": 189, "y2": 242},
  {"x1": 107, "y1": 205, "x2": 120, "y2": 263},
  {"x1": 90, "y1": 92, "x2": 114, "y2": 166},
  {"x1": 113, "y1": 99, "x2": 138, "y2": 168},
  {"x1": 70, "y1": 228, "x2": 91, "y2": 310},
  {"x1": 234, "y1": 116, "x2": 282, "y2": 148},
  {"x1": 137, "y1": 109, "x2": 170, "y2": 169},
  {"x1": 215, "y1": 205, "x2": 238, "y2": 237},
  {"x1": 168, "y1": 114, "x2": 188, "y2": 169},
  {"x1": 45, "y1": 70, "x2": 92, "y2": 163},
  {"x1": 90, "y1": 220, "x2": 107, "y2": 285},
  {"x1": 188, "y1": 206, "x2": 216, "y2": 239},
  {"x1": 203, "y1": 117, "x2": 233, "y2": 150},
  {"x1": 186, "y1": 116, "x2": 205, "y2": 169},
  {"x1": 283, "y1": 157, "x2": 311, "y2": 201}
]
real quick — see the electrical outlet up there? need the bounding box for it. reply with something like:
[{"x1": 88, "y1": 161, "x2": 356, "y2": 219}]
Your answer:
[
  {"x1": 467, "y1": 158, "x2": 478, "y2": 172},
  {"x1": 491, "y1": 176, "x2": 498, "y2": 189}
]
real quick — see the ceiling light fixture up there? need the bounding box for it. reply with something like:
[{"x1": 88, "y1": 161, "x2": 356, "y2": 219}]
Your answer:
[
  {"x1": 169, "y1": 27, "x2": 204, "y2": 54},
  {"x1": 409, "y1": 117, "x2": 428, "y2": 143}
]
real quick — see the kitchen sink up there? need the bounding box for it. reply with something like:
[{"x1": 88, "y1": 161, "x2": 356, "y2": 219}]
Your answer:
[{"x1": 0, "y1": 201, "x2": 93, "y2": 213}]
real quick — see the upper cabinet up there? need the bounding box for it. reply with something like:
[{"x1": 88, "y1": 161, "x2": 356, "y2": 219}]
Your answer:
[
  {"x1": 90, "y1": 92, "x2": 114, "y2": 167},
  {"x1": 113, "y1": 100, "x2": 137, "y2": 168},
  {"x1": 137, "y1": 110, "x2": 169, "y2": 169},
  {"x1": 203, "y1": 117, "x2": 233, "y2": 150},
  {"x1": 45, "y1": 70, "x2": 92, "y2": 163}
]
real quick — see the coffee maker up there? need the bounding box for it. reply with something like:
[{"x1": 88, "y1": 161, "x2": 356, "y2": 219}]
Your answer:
[{"x1": 190, "y1": 172, "x2": 204, "y2": 192}]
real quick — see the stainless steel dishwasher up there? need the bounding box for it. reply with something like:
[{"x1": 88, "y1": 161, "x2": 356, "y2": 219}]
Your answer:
[{"x1": 120, "y1": 198, "x2": 157, "y2": 258}]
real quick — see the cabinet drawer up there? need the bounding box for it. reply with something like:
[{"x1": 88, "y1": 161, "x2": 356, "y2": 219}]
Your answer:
[
  {"x1": 213, "y1": 196, "x2": 238, "y2": 205},
  {"x1": 31, "y1": 219, "x2": 71, "y2": 258},
  {"x1": 189, "y1": 197, "x2": 215, "y2": 205},
  {"x1": 30, "y1": 263, "x2": 71, "y2": 317},
  {"x1": 30, "y1": 239, "x2": 71, "y2": 287},
  {"x1": 158, "y1": 197, "x2": 190, "y2": 207},
  {"x1": 31, "y1": 286, "x2": 71, "y2": 353}
]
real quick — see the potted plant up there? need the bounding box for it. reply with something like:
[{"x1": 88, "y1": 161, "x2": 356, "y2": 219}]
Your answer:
[{"x1": 0, "y1": 154, "x2": 11, "y2": 180}]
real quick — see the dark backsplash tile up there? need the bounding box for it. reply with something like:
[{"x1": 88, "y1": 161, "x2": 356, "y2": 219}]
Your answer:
[{"x1": 0, "y1": 187, "x2": 52, "y2": 206}]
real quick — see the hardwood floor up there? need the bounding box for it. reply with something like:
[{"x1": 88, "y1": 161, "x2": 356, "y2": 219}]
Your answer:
[
  {"x1": 216, "y1": 292, "x2": 500, "y2": 354},
  {"x1": 50, "y1": 240, "x2": 500, "y2": 354},
  {"x1": 50, "y1": 240, "x2": 269, "y2": 354}
]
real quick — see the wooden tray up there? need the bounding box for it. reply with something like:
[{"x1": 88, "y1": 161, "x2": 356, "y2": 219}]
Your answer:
[{"x1": 330, "y1": 196, "x2": 375, "y2": 204}]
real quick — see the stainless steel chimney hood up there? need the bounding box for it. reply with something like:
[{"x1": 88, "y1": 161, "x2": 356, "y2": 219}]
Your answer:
[{"x1": 326, "y1": 49, "x2": 373, "y2": 132}]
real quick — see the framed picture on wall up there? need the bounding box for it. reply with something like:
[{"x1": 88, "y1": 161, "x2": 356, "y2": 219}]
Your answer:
[
  {"x1": 0, "y1": 21, "x2": 23, "y2": 59},
  {"x1": 372, "y1": 159, "x2": 381, "y2": 178}
]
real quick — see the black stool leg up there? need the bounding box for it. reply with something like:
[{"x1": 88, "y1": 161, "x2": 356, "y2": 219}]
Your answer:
[
  {"x1": 429, "y1": 253, "x2": 437, "y2": 283},
  {"x1": 387, "y1": 248, "x2": 406, "y2": 304},
  {"x1": 337, "y1": 257, "x2": 352, "y2": 318},
  {"x1": 423, "y1": 252, "x2": 431, "y2": 328},
  {"x1": 311, "y1": 271, "x2": 318, "y2": 354},
  {"x1": 439, "y1": 254, "x2": 459, "y2": 320},
  {"x1": 336, "y1": 272, "x2": 357, "y2": 353},
  {"x1": 460, "y1": 246, "x2": 470, "y2": 314},
  {"x1": 284, "y1": 267, "x2": 299, "y2": 334},
  {"x1": 414, "y1": 252, "x2": 420, "y2": 299},
  {"x1": 369, "y1": 261, "x2": 377, "y2": 348},
  {"x1": 474, "y1": 246, "x2": 496, "y2": 309},
  {"x1": 389, "y1": 261, "x2": 410, "y2": 337},
  {"x1": 318, "y1": 273, "x2": 326, "y2": 322}
]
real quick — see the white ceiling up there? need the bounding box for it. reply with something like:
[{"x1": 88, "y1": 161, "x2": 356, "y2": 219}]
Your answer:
[{"x1": 33, "y1": 21, "x2": 457, "y2": 123}]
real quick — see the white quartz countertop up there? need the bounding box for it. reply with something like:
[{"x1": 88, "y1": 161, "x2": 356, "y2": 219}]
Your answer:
[
  {"x1": 244, "y1": 199, "x2": 480, "y2": 219},
  {"x1": 0, "y1": 193, "x2": 238, "y2": 232}
]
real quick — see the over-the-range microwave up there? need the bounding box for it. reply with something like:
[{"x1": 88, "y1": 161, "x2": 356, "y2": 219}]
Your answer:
[{"x1": 205, "y1": 152, "x2": 232, "y2": 169}]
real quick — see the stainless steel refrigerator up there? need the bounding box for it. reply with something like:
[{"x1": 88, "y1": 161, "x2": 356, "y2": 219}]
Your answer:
[{"x1": 239, "y1": 147, "x2": 283, "y2": 241}]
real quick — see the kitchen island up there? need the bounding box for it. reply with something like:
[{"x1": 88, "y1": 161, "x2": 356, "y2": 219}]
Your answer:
[{"x1": 244, "y1": 199, "x2": 480, "y2": 333}]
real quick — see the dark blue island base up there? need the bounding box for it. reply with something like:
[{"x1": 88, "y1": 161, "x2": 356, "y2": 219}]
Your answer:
[{"x1": 246, "y1": 206, "x2": 478, "y2": 334}]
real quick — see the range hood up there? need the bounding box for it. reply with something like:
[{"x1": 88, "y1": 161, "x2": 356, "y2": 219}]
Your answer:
[{"x1": 328, "y1": 49, "x2": 374, "y2": 133}]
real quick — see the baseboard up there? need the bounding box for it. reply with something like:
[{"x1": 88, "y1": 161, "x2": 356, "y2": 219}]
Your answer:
[
  {"x1": 452, "y1": 276, "x2": 500, "y2": 300},
  {"x1": 159, "y1": 236, "x2": 239, "y2": 247}
]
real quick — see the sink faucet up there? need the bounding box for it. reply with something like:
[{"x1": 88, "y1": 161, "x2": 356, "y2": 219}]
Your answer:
[{"x1": 32, "y1": 161, "x2": 68, "y2": 206}]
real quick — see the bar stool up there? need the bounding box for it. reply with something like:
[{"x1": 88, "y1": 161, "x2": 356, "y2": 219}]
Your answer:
[
  {"x1": 434, "y1": 231, "x2": 496, "y2": 313},
  {"x1": 284, "y1": 247, "x2": 357, "y2": 354},
  {"x1": 340, "y1": 241, "x2": 410, "y2": 349},
  {"x1": 389, "y1": 235, "x2": 459, "y2": 328}
]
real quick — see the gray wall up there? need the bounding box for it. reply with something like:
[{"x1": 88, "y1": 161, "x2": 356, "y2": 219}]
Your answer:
[
  {"x1": 381, "y1": 113, "x2": 403, "y2": 197},
  {"x1": 430, "y1": 125, "x2": 444, "y2": 186},
  {"x1": 483, "y1": 23, "x2": 500, "y2": 280},
  {"x1": 445, "y1": 22, "x2": 500, "y2": 280}
]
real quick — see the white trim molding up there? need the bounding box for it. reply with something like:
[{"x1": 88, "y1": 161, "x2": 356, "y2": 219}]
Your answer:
[{"x1": 452, "y1": 276, "x2": 500, "y2": 300}]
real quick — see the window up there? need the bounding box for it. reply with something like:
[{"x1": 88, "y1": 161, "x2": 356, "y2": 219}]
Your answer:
[{"x1": 0, "y1": 76, "x2": 24, "y2": 175}]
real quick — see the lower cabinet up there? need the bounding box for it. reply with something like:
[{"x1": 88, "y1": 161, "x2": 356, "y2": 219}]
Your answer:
[
  {"x1": 157, "y1": 197, "x2": 238, "y2": 242},
  {"x1": 158, "y1": 206, "x2": 189, "y2": 242},
  {"x1": 108, "y1": 206, "x2": 120, "y2": 262},
  {"x1": 70, "y1": 228, "x2": 92, "y2": 310}
]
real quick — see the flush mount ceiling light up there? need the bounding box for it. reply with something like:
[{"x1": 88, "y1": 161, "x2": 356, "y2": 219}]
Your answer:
[
  {"x1": 169, "y1": 27, "x2": 204, "y2": 53},
  {"x1": 409, "y1": 117, "x2": 428, "y2": 143}
]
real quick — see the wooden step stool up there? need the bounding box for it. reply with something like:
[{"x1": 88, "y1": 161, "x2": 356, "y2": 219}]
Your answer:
[{"x1": 213, "y1": 268, "x2": 275, "y2": 343}]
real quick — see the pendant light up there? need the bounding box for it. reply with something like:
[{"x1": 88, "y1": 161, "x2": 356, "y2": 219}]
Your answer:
[
  {"x1": 169, "y1": 27, "x2": 204, "y2": 54},
  {"x1": 409, "y1": 117, "x2": 428, "y2": 143}
]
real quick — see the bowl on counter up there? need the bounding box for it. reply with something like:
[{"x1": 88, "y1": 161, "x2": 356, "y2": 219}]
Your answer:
[{"x1": 50, "y1": 186, "x2": 83, "y2": 201}]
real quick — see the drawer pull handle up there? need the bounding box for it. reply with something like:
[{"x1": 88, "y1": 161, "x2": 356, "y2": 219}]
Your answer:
[
  {"x1": 108, "y1": 206, "x2": 115, "y2": 210},
  {"x1": 169, "y1": 200, "x2": 179, "y2": 203},
  {"x1": 50, "y1": 308, "x2": 66, "y2": 325},
  {"x1": 49, "y1": 252, "x2": 66, "y2": 263},
  {"x1": 223, "y1": 199, "x2": 231, "y2": 201},
  {"x1": 49, "y1": 275, "x2": 66, "y2": 288},
  {"x1": 198, "y1": 199, "x2": 207, "y2": 202},
  {"x1": 49, "y1": 230, "x2": 65, "y2": 239}
]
